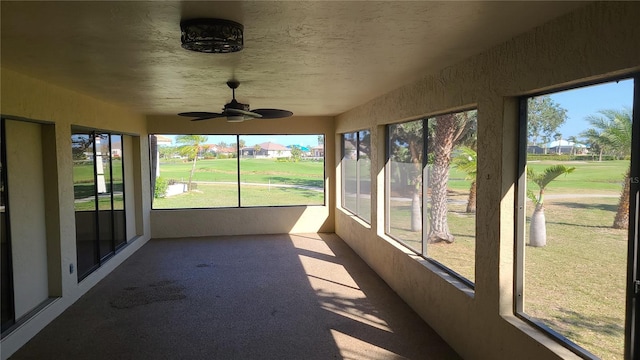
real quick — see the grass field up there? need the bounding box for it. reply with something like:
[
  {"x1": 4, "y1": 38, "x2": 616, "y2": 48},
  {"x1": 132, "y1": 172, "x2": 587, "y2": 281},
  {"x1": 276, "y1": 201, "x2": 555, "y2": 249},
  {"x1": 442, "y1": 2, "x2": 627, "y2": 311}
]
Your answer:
[
  {"x1": 385, "y1": 159, "x2": 629, "y2": 359},
  {"x1": 159, "y1": 158, "x2": 324, "y2": 188},
  {"x1": 524, "y1": 196, "x2": 625, "y2": 359},
  {"x1": 153, "y1": 158, "x2": 325, "y2": 208}
]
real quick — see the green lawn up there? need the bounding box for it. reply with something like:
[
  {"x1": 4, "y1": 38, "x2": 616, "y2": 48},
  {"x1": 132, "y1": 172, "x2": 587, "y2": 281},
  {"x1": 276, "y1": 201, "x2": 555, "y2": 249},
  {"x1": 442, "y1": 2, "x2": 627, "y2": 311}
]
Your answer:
[
  {"x1": 153, "y1": 158, "x2": 325, "y2": 208},
  {"x1": 387, "y1": 159, "x2": 629, "y2": 359},
  {"x1": 153, "y1": 183, "x2": 324, "y2": 208},
  {"x1": 159, "y1": 158, "x2": 324, "y2": 187},
  {"x1": 524, "y1": 197, "x2": 626, "y2": 359}
]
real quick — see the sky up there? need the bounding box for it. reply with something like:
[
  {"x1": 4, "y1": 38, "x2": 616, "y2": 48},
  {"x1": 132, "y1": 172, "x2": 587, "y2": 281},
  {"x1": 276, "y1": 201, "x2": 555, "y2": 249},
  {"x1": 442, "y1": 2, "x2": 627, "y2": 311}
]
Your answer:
[{"x1": 550, "y1": 78, "x2": 634, "y2": 139}]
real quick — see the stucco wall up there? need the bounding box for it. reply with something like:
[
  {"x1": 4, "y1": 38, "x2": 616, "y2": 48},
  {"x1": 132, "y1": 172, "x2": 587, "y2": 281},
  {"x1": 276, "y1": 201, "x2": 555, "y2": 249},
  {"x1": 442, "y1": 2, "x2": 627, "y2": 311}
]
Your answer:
[
  {"x1": 147, "y1": 115, "x2": 336, "y2": 238},
  {"x1": 335, "y1": 2, "x2": 640, "y2": 360},
  {"x1": 0, "y1": 69, "x2": 151, "y2": 358},
  {"x1": 5, "y1": 120, "x2": 49, "y2": 319}
]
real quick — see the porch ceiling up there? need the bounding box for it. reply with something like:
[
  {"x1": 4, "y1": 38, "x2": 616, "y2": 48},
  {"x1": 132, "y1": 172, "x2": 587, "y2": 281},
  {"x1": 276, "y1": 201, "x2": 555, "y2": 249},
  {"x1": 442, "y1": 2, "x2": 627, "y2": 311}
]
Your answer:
[{"x1": 1, "y1": 1, "x2": 588, "y2": 117}]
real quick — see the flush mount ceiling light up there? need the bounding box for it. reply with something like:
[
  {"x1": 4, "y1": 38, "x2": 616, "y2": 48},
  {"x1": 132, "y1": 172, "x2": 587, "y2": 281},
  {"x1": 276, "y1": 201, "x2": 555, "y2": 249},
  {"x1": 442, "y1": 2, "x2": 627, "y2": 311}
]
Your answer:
[{"x1": 180, "y1": 18, "x2": 243, "y2": 53}]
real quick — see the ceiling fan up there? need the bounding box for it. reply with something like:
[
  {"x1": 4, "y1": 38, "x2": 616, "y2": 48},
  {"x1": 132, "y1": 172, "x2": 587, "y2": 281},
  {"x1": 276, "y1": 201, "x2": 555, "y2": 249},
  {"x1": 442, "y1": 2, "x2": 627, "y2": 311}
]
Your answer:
[{"x1": 178, "y1": 80, "x2": 293, "y2": 122}]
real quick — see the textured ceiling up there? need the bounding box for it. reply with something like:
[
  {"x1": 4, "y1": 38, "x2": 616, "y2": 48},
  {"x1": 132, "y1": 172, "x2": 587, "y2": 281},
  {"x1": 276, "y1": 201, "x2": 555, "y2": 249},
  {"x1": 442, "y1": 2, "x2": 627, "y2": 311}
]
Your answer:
[{"x1": 1, "y1": 1, "x2": 588, "y2": 117}]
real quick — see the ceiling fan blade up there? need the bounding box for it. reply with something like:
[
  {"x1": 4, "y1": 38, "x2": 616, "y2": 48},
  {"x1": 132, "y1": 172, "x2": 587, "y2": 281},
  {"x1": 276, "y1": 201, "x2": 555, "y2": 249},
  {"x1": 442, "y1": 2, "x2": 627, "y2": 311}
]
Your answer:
[
  {"x1": 252, "y1": 109, "x2": 293, "y2": 119},
  {"x1": 191, "y1": 117, "x2": 221, "y2": 121},
  {"x1": 178, "y1": 111, "x2": 222, "y2": 118},
  {"x1": 178, "y1": 111, "x2": 226, "y2": 121}
]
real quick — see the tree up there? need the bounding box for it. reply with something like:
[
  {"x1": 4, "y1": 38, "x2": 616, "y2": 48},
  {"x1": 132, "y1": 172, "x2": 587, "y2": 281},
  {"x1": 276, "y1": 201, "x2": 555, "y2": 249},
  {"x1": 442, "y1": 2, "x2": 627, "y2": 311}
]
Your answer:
[
  {"x1": 583, "y1": 108, "x2": 632, "y2": 229},
  {"x1": 527, "y1": 95, "x2": 568, "y2": 147},
  {"x1": 290, "y1": 146, "x2": 302, "y2": 161},
  {"x1": 427, "y1": 111, "x2": 476, "y2": 243},
  {"x1": 253, "y1": 144, "x2": 262, "y2": 158},
  {"x1": 566, "y1": 135, "x2": 578, "y2": 155},
  {"x1": 527, "y1": 165, "x2": 575, "y2": 247},
  {"x1": 176, "y1": 135, "x2": 208, "y2": 191},
  {"x1": 158, "y1": 145, "x2": 178, "y2": 160},
  {"x1": 553, "y1": 132, "x2": 562, "y2": 154},
  {"x1": 71, "y1": 135, "x2": 94, "y2": 160},
  {"x1": 452, "y1": 146, "x2": 477, "y2": 213},
  {"x1": 541, "y1": 135, "x2": 549, "y2": 154},
  {"x1": 389, "y1": 120, "x2": 424, "y2": 232},
  {"x1": 580, "y1": 128, "x2": 606, "y2": 161}
]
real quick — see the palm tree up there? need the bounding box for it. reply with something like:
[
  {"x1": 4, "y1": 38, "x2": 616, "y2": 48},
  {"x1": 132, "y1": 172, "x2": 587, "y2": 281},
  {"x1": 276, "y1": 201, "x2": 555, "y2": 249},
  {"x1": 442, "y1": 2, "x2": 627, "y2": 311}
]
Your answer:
[
  {"x1": 176, "y1": 135, "x2": 208, "y2": 191},
  {"x1": 527, "y1": 165, "x2": 575, "y2": 247},
  {"x1": 452, "y1": 146, "x2": 477, "y2": 213},
  {"x1": 253, "y1": 144, "x2": 262, "y2": 158},
  {"x1": 583, "y1": 108, "x2": 632, "y2": 229},
  {"x1": 581, "y1": 128, "x2": 607, "y2": 161},
  {"x1": 566, "y1": 135, "x2": 578, "y2": 156},
  {"x1": 427, "y1": 111, "x2": 476, "y2": 243}
]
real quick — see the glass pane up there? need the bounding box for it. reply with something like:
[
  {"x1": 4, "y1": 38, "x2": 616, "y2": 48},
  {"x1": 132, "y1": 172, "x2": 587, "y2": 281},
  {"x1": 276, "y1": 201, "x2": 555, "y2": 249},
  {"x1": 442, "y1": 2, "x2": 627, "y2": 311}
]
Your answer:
[
  {"x1": 425, "y1": 110, "x2": 477, "y2": 283},
  {"x1": 342, "y1": 133, "x2": 357, "y2": 213},
  {"x1": 357, "y1": 130, "x2": 372, "y2": 223},
  {"x1": 523, "y1": 79, "x2": 633, "y2": 359},
  {"x1": 387, "y1": 120, "x2": 423, "y2": 252},
  {"x1": 152, "y1": 135, "x2": 240, "y2": 208},
  {"x1": 239, "y1": 135, "x2": 324, "y2": 207},
  {"x1": 72, "y1": 132, "x2": 98, "y2": 278}
]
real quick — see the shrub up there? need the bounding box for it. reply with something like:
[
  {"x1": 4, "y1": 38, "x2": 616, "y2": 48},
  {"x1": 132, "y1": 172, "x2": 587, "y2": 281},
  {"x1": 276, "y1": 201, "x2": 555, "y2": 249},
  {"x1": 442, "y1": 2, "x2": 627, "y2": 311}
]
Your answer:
[{"x1": 154, "y1": 177, "x2": 169, "y2": 198}]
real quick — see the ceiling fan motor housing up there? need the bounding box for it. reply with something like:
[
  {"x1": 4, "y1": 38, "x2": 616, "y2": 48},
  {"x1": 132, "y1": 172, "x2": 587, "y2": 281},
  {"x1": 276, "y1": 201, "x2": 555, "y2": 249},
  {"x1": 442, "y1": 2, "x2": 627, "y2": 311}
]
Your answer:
[{"x1": 225, "y1": 99, "x2": 250, "y2": 111}]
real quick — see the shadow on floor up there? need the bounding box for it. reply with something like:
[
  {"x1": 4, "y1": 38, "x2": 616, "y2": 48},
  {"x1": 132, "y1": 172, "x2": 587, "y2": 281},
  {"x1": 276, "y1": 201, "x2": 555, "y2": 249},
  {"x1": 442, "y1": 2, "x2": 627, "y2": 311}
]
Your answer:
[{"x1": 10, "y1": 233, "x2": 459, "y2": 360}]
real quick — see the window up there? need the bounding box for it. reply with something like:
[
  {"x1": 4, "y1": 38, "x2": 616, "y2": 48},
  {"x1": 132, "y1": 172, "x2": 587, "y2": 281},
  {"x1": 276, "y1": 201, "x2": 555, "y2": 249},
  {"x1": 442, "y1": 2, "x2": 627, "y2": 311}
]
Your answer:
[
  {"x1": 386, "y1": 109, "x2": 477, "y2": 284},
  {"x1": 341, "y1": 130, "x2": 371, "y2": 222},
  {"x1": 151, "y1": 134, "x2": 325, "y2": 208},
  {"x1": 516, "y1": 77, "x2": 638, "y2": 359},
  {"x1": 72, "y1": 129, "x2": 127, "y2": 280}
]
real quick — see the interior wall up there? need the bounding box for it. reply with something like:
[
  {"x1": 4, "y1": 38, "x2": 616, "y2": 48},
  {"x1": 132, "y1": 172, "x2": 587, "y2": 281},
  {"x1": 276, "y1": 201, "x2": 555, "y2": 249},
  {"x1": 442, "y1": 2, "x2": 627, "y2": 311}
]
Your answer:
[
  {"x1": 334, "y1": 2, "x2": 640, "y2": 360},
  {"x1": 123, "y1": 135, "x2": 137, "y2": 241},
  {"x1": 0, "y1": 69, "x2": 151, "y2": 359},
  {"x1": 5, "y1": 120, "x2": 49, "y2": 319},
  {"x1": 146, "y1": 115, "x2": 336, "y2": 238}
]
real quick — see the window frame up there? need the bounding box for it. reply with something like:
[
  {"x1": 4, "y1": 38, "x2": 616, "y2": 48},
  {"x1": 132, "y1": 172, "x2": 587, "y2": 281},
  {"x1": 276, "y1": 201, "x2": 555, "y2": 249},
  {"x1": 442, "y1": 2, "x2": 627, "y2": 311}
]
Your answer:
[
  {"x1": 384, "y1": 108, "x2": 477, "y2": 290},
  {"x1": 150, "y1": 133, "x2": 326, "y2": 209},
  {"x1": 514, "y1": 73, "x2": 640, "y2": 359},
  {"x1": 341, "y1": 129, "x2": 371, "y2": 223}
]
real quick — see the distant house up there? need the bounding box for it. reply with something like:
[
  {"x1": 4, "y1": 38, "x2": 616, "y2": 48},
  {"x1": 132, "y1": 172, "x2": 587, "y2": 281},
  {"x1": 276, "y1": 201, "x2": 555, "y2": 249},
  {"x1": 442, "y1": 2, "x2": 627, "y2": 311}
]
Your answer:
[
  {"x1": 528, "y1": 140, "x2": 587, "y2": 155},
  {"x1": 311, "y1": 145, "x2": 324, "y2": 158},
  {"x1": 242, "y1": 142, "x2": 291, "y2": 158},
  {"x1": 155, "y1": 135, "x2": 172, "y2": 146},
  {"x1": 201, "y1": 144, "x2": 235, "y2": 157}
]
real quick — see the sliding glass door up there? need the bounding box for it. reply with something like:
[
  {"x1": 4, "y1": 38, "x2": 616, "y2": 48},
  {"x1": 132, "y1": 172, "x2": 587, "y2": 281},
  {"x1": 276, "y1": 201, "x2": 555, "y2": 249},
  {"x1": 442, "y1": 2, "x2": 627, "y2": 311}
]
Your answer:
[
  {"x1": 72, "y1": 129, "x2": 126, "y2": 280},
  {"x1": 0, "y1": 119, "x2": 14, "y2": 334}
]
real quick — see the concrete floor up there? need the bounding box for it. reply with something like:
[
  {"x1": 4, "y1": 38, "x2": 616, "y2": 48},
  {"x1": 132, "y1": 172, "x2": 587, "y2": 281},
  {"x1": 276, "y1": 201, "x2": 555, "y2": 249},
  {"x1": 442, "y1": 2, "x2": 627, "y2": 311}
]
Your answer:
[{"x1": 10, "y1": 233, "x2": 460, "y2": 360}]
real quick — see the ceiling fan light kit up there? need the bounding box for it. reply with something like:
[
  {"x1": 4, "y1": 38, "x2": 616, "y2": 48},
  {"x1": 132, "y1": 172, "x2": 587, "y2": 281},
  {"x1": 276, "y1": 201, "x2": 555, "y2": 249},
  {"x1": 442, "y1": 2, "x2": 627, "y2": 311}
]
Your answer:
[
  {"x1": 178, "y1": 80, "x2": 293, "y2": 122},
  {"x1": 178, "y1": 19, "x2": 293, "y2": 121},
  {"x1": 180, "y1": 18, "x2": 244, "y2": 53}
]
